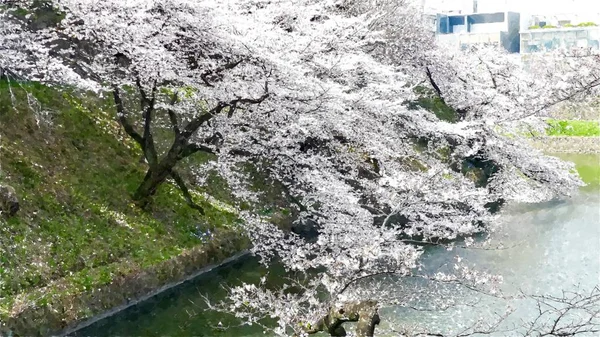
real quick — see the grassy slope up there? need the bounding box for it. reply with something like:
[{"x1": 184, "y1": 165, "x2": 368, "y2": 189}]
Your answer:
[
  {"x1": 545, "y1": 119, "x2": 600, "y2": 137},
  {"x1": 0, "y1": 81, "x2": 241, "y2": 319}
]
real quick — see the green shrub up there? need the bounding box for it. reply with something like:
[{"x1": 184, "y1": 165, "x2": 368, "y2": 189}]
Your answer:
[
  {"x1": 405, "y1": 86, "x2": 460, "y2": 123},
  {"x1": 577, "y1": 22, "x2": 597, "y2": 27},
  {"x1": 546, "y1": 119, "x2": 600, "y2": 137}
]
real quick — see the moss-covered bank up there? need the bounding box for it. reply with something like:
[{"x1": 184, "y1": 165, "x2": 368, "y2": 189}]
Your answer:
[{"x1": 0, "y1": 81, "x2": 248, "y2": 335}]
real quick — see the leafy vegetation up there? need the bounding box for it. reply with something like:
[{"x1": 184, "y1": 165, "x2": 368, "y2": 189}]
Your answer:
[
  {"x1": 565, "y1": 22, "x2": 598, "y2": 27},
  {"x1": 529, "y1": 24, "x2": 558, "y2": 29},
  {"x1": 531, "y1": 22, "x2": 597, "y2": 29},
  {"x1": 405, "y1": 86, "x2": 459, "y2": 123},
  {"x1": 546, "y1": 119, "x2": 600, "y2": 137},
  {"x1": 0, "y1": 81, "x2": 242, "y2": 316}
]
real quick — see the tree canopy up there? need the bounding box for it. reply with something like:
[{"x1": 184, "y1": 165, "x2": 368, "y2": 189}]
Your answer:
[{"x1": 1, "y1": 0, "x2": 599, "y2": 336}]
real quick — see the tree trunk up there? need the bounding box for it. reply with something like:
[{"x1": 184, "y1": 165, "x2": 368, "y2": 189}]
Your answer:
[
  {"x1": 133, "y1": 165, "x2": 172, "y2": 207},
  {"x1": 132, "y1": 156, "x2": 205, "y2": 213},
  {"x1": 112, "y1": 86, "x2": 217, "y2": 212}
]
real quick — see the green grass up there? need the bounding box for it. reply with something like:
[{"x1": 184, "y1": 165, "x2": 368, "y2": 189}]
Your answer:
[
  {"x1": 405, "y1": 86, "x2": 460, "y2": 123},
  {"x1": 546, "y1": 119, "x2": 600, "y2": 137},
  {"x1": 0, "y1": 81, "x2": 242, "y2": 317}
]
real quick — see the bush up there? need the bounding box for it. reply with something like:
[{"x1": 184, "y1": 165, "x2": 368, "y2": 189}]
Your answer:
[
  {"x1": 405, "y1": 86, "x2": 460, "y2": 123},
  {"x1": 577, "y1": 22, "x2": 597, "y2": 27},
  {"x1": 546, "y1": 119, "x2": 600, "y2": 137}
]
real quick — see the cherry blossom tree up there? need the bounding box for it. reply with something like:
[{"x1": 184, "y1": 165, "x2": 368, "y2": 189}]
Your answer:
[
  {"x1": 1, "y1": 0, "x2": 596, "y2": 336},
  {"x1": 2, "y1": 0, "x2": 272, "y2": 210},
  {"x1": 526, "y1": 48, "x2": 600, "y2": 116}
]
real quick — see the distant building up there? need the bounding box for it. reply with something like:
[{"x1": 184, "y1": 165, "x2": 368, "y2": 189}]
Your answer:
[
  {"x1": 435, "y1": 11, "x2": 521, "y2": 53},
  {"x1": 520, "y1": 26, "x2": 600, "y2": 53},
  {"x1": 520, "y1": 12, "x2": 600, "y2": 53}
]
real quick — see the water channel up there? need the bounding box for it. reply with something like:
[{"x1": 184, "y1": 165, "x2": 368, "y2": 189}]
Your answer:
[{"x1": 73, "y1": 153, "x2": 600, "y2": 337}]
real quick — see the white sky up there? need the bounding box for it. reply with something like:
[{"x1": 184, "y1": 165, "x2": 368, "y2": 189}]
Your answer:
[{"x1": 425, "y1": 0, "x2": 600, "y2": 15}]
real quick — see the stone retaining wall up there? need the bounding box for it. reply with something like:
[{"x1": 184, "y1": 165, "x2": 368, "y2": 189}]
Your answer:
[{"x1": 530, "y1": 136, "x2": 600, "y2": 153}]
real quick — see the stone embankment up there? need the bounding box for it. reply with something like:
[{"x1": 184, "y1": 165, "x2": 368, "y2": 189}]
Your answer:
[{"x1": 530, "y1": 136, "x2": 600, "y2": 153}]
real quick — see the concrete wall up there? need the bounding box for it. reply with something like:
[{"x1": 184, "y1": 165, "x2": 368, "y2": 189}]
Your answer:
[
  {"x1": 452, "y1": 24, "x2": 468, "y2": 33},
  {"x1": 470, "y1": 22, "x2": 505, "y2": 33},
  {"x1": 436, "y1": 32, "x2": 503, "y2": 48},
  {"x1": 503, "y1": 12, "x2": 521, "y2": 52}
]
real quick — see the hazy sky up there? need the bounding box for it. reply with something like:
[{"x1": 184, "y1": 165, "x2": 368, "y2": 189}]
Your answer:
[{"x1": 425, "y1": 0, "x2": 600, "y2": 15}]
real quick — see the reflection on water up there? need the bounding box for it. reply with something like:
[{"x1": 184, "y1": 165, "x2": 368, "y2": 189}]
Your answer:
[
  {"x1": 550, "y1": 152, "x2": 600, "y2": 189},
  {"x1": 75, "y1": 154, "x2": 599, "y2": 337},
  {"x1": 383, "y1": 189, "x2": 599, "y2": 336},
  {"x1": 73, "y1": 256, "x2": 272, "y2": 337}
]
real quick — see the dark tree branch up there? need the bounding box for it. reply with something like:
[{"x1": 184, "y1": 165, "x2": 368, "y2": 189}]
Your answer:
[
  {"x1": 181, "y1": 103, "x2": 224, "y2": 139},
  {"x1": 425, "y1": 66, "x2": 445, "y2": 104},
  {"x1": 200, "y1": 58, "x2": 244, "y2": 87},
  {"x1": 181, "y1": 142, "x2": 216, "y2": 158},
  {"x1": 167, "y1": 92, "x2": 181, "y2": 136},
  {"x1": 169, "y1": 169, "x2": 205, "y2": 214},
  {"x1": 524, "y1": 286, "x2": 600, "y2": 337},
  {"x1": 138, "y1": 79, "x2": 159, "y2": 166},
  {"x1": 113, "y1": 86, "x2": 144, "y2": 146},
  {"x1": 141, "y1": 79, "x2": 157, "y2": 141},
  {"x1": 181, "y1": 83, "x2": 269, "y2": 139},
  {"x1": 304, "y1": 301, "x2": 380, "y2": 337},
  {"x1": 537, "y1": 77, "x2": 600, "y2": 114},
  {"x1": 135, "y1": 76, "x2": 149, "y2": 109},
  {"x1": 480, "y1": 58, "x2": 498, "y2": 89}
]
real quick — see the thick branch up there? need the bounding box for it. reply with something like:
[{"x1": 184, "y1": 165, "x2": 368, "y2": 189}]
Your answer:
[
  {"x1": 169, "y1": 169, "x2": 205, "y2": 214},
  {"x1": 180, "y1": 142, "x2": 216, "y2": 158},
  {"x1": 136, "y1": 80, "x2": 159, "y2": 166},
  {"x1": 167, "y1": 92, "x2": 181, "y2": 136},
  {"x1": 200, "y1": 59, "x2": 244, "y2": 87},
  {"x1": 181, "y1": 86, "x2": 269, "y2": 139},
  {"x1": 135, "y1": 76, "x2": 149, "y2": 109},
  {"x1": 425, "y1": 66, "x2": 445, "y2": 103},
  {"x1": 141, "y1": 80, "x2": 158, "y2": 142},
  {"x1": 181, "y1": 104, "x2": 224, "y2": 139},
  {"x1": 113, "y1": 87, "x2": 144, "y2": 146}
]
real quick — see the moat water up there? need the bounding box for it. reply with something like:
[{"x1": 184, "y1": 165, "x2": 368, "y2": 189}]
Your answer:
[{"x1": 74, "y1": 153, "x2": 600, "y2": 337}]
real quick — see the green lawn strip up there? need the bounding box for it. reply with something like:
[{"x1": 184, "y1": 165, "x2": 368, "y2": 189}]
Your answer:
[
  {"x1": 545, "y1": 119, "x2": 600, "y2": 137},
  {"x1": 0, "y1": 81, "x2": 242, "y2": 327}
]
